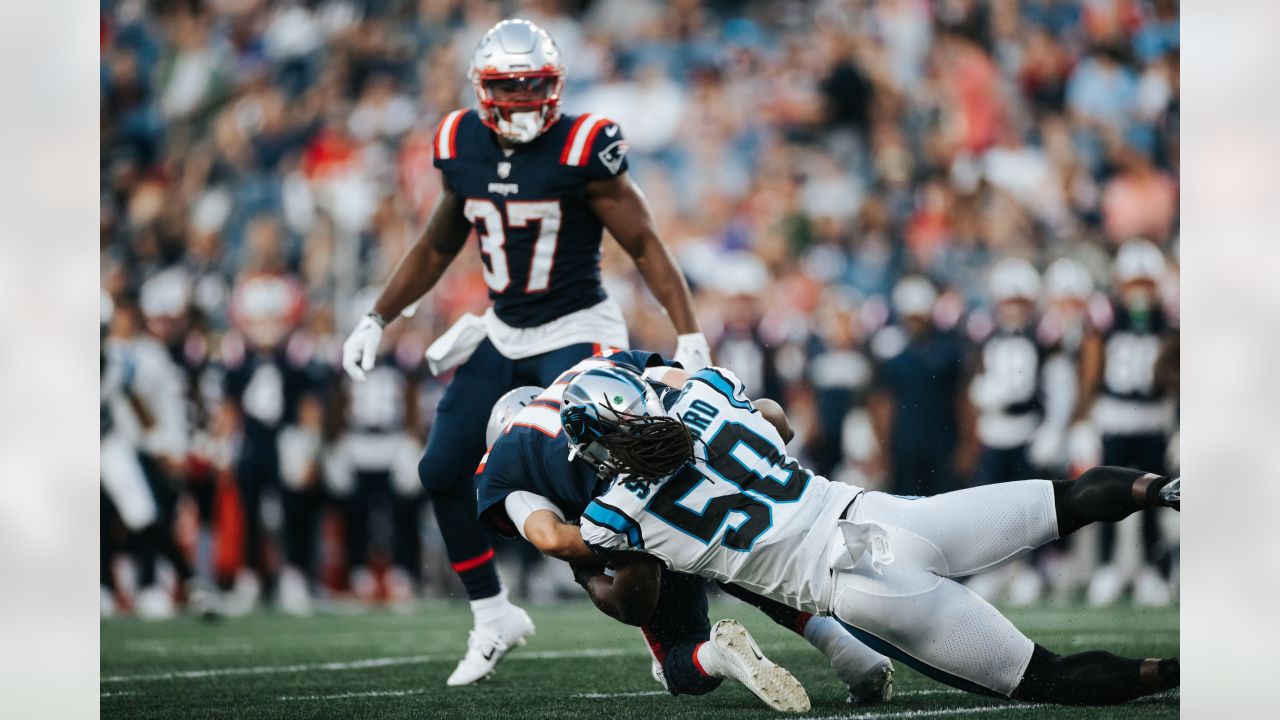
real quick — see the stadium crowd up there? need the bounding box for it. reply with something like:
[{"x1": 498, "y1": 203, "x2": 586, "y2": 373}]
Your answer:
[{"x1": 100, "y1": 0, "x2": 1179, "y2": 617}]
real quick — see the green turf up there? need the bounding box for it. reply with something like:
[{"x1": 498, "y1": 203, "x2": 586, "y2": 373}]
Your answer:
[{"x1": 101, "y1": 598, "x2": 1178, "y2": 719}]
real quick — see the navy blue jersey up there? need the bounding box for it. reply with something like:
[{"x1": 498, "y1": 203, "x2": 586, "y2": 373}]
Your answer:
[
  {"x1": 475, "y1": 349, "x2": 673, "y2": 536},
  {"x1": 221, "y1": 335, "x2": 323, "y2": 437},
  {"x1": 434, "y1": 109, "x2": 629, "y2": 329},
  {"x1": 1100, "y1": 300, "x2": 1170, "y2": 403}
]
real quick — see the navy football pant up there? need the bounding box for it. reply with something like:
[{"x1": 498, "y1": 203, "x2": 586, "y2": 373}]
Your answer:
[
  {"x1": 419, "y1": 340, "x2": 599, "y2": 600},
  {"x1": 1098, "y1": 434, "x2": 1168, "y2": 569}
]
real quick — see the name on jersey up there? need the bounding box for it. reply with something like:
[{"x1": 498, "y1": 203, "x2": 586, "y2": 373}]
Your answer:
[
  {"x1": 680, "y1": 399, "x2": 720, "y2": 440},
  {"x1": 488, "y1": 182, "x2": 519, "y2": 196}
]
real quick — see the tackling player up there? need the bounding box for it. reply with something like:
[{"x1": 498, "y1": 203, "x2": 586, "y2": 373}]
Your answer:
[
  {"x1": 474, "y1": 351, "x2": 893, "y2": 711},
  {"x1": 340, "y1": 19, "x2": 709, "y2": 685},
  {"x1": 555, "y1": 364, "x2": 1180, "y2": 706}
]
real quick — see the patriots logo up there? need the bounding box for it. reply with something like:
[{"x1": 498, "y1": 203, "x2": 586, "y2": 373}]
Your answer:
[
  {"x1": 497, "y1": 161, "x2": 511, "y2": 179},
  {"x1": 598, "y1": 140, "x2": 627, "y2": 176}
]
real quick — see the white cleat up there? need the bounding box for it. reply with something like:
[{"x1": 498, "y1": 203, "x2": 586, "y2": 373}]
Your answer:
[
  {"x1": 847, "y1": 662, "x2": 894, "y2": 705},
  {"x1": 1086, "y1": 565, "x2": 1127, "y2": 608},
  {"x1": 277, "y1": 566, "x2": 313, "y2": 616},
  {"x1": 1159, "y1": 477, "x2": 1180, "y2": 511},
  {"x1": 134, "y1": 586, "x2": 176, "y2": 620},
  {"x1": 708, "y1": 619, "x2": 810, "y2": 712},
  {"x1": 446, "y1": 604, "x2": 536, "y2": 686}
]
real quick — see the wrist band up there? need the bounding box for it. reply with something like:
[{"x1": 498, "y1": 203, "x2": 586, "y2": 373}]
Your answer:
[{"x1": 368, "y1": 311, "x2": 388, "y2": 328}]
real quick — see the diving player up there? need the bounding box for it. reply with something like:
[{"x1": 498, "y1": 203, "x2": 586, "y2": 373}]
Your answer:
[
  {"x1": 557, "y1": 364, "x2": 1180, "y2": 706},
  {"x1": 340, "y1": 19, "x2": 709, "y2": 685},
  {"x1": 475, "y1": 351, "x2": 893, "y2": 710}
]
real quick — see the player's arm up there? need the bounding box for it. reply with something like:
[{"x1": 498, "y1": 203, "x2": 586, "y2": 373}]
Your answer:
[
  {"x1": 521, "y1": 508, "x2": 598, "y2": 564},
  {"x1": 1072, "y1": 329, "x2": 1104, "y2": 423},
  {"x1": 373, "y1": 185, "x2": 471, "y2": 321},
  {"x1": 571, "y1": 553, "x2": 662, "y2": 627},
  {"x1": 752, "y1": 397, "x2": 794, "y2": 444},
  {"x1": 342, "y1": 186, "x2": 472, "y2": 380},
  {"x1": 586, "y1": 174, "x2": 703, "y2": 347}
]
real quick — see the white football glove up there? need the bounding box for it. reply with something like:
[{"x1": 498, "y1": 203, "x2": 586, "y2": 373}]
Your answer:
[
  {"x1": 1066, "y1": 420, "x2": 1102, "y2": 470},
  {"x1": 674, "y1": 332, "x2": 712, "y2": 372},
  {"x1": 342, "y1": 314, "x2": 385, "y2": 382}
]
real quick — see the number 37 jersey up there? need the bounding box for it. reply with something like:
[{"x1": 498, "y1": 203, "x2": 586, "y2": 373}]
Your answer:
[
  {"x1": 433, "y1": 109, "x2": 629, "y2": 329},
  {"x1": 580, "y1": 367, "x2": 865, "y2": 614}
]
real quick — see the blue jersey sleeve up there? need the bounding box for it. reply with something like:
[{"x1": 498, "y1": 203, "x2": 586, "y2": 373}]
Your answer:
[
  {"x1": 581, "y1": 120, "x2": 628, "y2": 178},
  {"x1": 475, "y1": 437, "x2": 528, "y2": 537},
  {"x1": 605, "y1": 349, "x2": 675, "y2": 374}
]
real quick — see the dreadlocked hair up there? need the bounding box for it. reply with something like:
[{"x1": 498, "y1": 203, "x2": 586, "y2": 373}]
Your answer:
[{"x1": 596, "y1": 409, "x2": 694, "y2": 484}]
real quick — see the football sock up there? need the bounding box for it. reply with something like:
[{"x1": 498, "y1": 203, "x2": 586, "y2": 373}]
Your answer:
[
  {"x1": 430, "y1": 482, "x2": 502, "y2": 601},
  {"x1": 1053, "y1": 466, "x2": 1173, "y2": 535},
  {"x1": 694, "y1": 641, "x2": 729, "y2": 678},
  {"x1": 1013, "y1": 644, "x2": 1179, "y2": 705},
  {"x1": 662, "y1": 642, "x2": 723, "y2": 695},
  {"x1": 804, "y1": 616, "x2": 890, "y2": 679},
  {"x1": 717, "y1": 581, "x2": 811, "y2": 634},
  {"x1": 470, "y1": 588, "x2": 511, "y2": 625}
]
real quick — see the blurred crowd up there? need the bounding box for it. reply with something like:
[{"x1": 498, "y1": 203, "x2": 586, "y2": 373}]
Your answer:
[{"x1": 100, "y1": 0, "x2": 1179, "y2": 618}]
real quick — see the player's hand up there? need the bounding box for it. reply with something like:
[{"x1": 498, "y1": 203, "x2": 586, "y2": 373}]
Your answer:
[
  {"x1": 674, "y1": 332, "x2": 712, "y2": 371},
  {"x1": 342, "y1": 313, "x2": 385, "y2": 381}
]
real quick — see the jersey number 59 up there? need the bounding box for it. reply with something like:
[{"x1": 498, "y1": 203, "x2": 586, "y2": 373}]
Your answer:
[
  {"x1": 646, "y1": 422, "x2": 811, "y2": 551},
  {"x1": 464, "y1": 199, "x2": 562, "y2": 294}
]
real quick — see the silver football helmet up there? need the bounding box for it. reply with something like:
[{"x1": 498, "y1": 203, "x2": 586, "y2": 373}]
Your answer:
[
  {"x1": 1044, "y1": 258, "x2": 1093, "y2": 301},
  {"x1": 560, "y1": 366, "x2": 668, "y2": 479},
  {"x1": 470, "y1": 19, "x2": 566, "y2": 144},
  {"x1": 485, "y1": 385, "x2": 544, "y2": 448},
  {"x1": 989, "y1": 257, "x2": 1042, "y2": 303},
  {"x1": 1114, "y1": 238, "x2": 1167, "y2": 284}
]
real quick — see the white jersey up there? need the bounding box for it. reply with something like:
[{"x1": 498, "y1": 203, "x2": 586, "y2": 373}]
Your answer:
[{"x1": 580, "y1": 367, "x2": 863, "y2": 614}]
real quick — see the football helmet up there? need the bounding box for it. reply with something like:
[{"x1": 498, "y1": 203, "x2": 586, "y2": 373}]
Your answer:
[
  {"x1": 470, "y1": 19, "x2": 565, "y2": 144},
  {"x1": 989, "y1": 258, "x2": 1041, "y2": 303},
  {"x1": 560, "y1": 366, "x2": 670, "y2": 479},
  {"x1": 1044, "y1": 258, "x2": 1093, "y2": 301},
  {"x1": 485, "y1": 385, "x2": 544, "y2": 448},
  {"x1": 891, "y1": 275, "x2": 937, "y2": 318},
  {"x1": 1114, "y1": 238, "x2": 1167, "y2": 284}
]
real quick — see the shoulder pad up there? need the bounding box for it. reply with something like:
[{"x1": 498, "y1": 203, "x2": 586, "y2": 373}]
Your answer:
[
  {"x1": 433, "y1": 109, "x2": 472, "y2": 164},
  {"x1": 559, "y1": 114, "x2": 627, "y2": 176}
]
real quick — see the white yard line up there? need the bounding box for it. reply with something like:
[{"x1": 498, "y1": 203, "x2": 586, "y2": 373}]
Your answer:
[
  {"x1": 573, "y1": 690, "x2": 669, "y2": 699},
  {"x1": 99, "y1": 691, "x2": 137, "y2": 698},
  {"x1": 102, "y1": 647, "x2": 630, "y2": 684},
  {"x1": 798, "y1": 703, "x2": 1048, "y2": 720},
  {"x1": 279, "y1": 689, "x2": 428, "y2": 701}
]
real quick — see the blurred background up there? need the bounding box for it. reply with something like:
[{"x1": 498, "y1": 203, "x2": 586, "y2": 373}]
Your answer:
[{"x1": 99, "y1": 0, "x2": 1179, "y2": 619}]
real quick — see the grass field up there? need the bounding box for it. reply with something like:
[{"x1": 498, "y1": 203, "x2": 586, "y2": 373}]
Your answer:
[{"x1": 101, "y1": 598, "x2": 1178, "y2": 719}]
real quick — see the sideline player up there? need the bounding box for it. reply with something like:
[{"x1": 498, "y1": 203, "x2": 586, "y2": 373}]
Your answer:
[
  {"x1": 340, "y1": 19, "x2": 709, "y2": 685},
  {"x1": 475, "y1": 353, "x2": 893, "y2": 709},
  {"x1": 554, "y1": 364, "x2": 1179, "y2": 706}
]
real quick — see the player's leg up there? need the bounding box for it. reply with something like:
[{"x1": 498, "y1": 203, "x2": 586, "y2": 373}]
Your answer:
[
  {"x1": 343, "y1": 470, "x2": 374, "y2": 598},
  {"x1": 717, "y1": 581, "x2": 893, "y2": 704},
  {"x1": 419, "y1": 340, "x2": 533, "y2": 685},
  {"x1": 830, "y1": 531, "x2": 1178, "y2": 704},
  {"x1": 852, "y1": 467, "x2": 1176, "y2": 580},
  {"x1": 642, "y1": 573, "x2": 810, "y2": 712}
]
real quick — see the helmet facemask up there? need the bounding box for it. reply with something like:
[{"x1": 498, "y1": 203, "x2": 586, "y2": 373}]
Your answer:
[
  {"x1": 563, "y1": 402, "x2": 693, "y2": 484},
  {"x1": 472, "y1": 71, "x2": 564, "y2": 144}
]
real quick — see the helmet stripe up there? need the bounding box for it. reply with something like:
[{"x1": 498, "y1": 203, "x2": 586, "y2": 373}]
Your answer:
[{"x1": 559, "y1": 115, "x2": 592, "y2": 164}]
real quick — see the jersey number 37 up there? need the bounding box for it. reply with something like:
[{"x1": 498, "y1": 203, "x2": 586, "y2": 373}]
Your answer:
[{"x1": 464, "y1": 199, "x2": 562, "y2": 294}]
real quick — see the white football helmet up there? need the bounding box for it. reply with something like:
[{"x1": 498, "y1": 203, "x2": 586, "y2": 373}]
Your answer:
[
  {"x1": 989, "y1": 257, "x2": 1042, "y2": 303},
  {"x1": 1044, "y1": 258, "x2": 1093, "y2": 301},
  {"x1": 470, "y1": 19, "x2": 566, "y2": 144},
  {"x1": 1114, "y1": 238, "x2": 1167, "y2": 284},
  {"x1": 485, "y1": 386, "x2": 544, "y2": 448}
]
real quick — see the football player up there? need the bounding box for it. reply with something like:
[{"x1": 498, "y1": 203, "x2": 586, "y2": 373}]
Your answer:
[
  {"x1": 1070, "y1": 239, "x2": 1178, "y2": 606},
  {"x1": 964, "y1": 259, "x2": 1047, "y2": 605},
  {"x1": 340, "y1": 19, "x2": 709, "y2": 685},
  {"x1": 554, "y1": 364, "x2": 1179, "y2": 706},
  {"x1": 475, "y1": 351, "x2": 893, "y2": 710}
]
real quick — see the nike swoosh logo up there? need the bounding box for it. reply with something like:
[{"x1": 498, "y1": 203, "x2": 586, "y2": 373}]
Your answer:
[
  {"x1": 751, "y1": 647, "x2": 762, "y2": 661},
  {"x1": 605, "y1": 125, "x2": 618, "y2": 137},
  {"x1": 482, "y1": 648, "x2": 496, "y2": 661}
]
